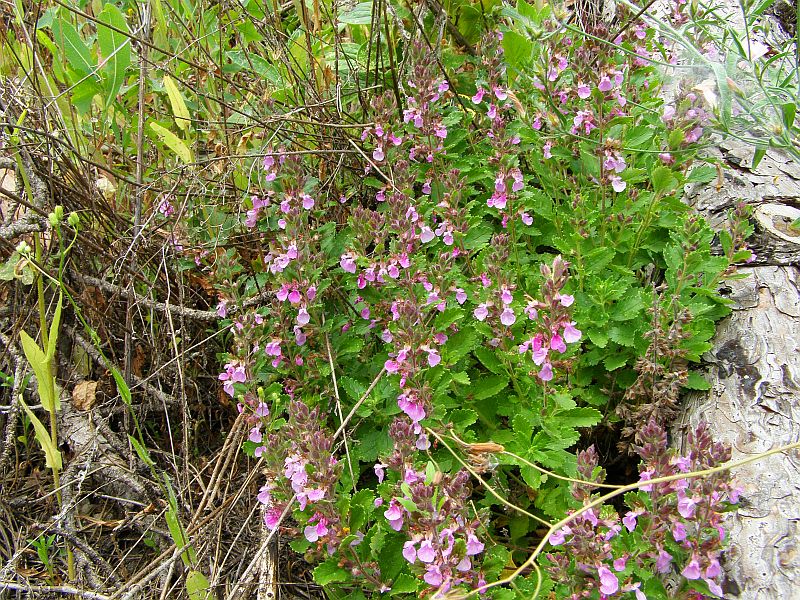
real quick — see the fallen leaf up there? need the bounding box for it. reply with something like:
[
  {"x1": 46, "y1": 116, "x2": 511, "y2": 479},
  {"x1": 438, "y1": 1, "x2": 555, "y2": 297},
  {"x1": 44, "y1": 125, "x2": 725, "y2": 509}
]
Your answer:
[{"x1": 72, "y1": 380, "x2": 98, "y2": 410}]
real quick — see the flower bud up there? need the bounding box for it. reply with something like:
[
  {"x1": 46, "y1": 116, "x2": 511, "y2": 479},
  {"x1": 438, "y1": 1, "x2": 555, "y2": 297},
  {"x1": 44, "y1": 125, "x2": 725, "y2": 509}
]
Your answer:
[{"x1": 67, "y1": 212, "x2": 80, "y2": 228}]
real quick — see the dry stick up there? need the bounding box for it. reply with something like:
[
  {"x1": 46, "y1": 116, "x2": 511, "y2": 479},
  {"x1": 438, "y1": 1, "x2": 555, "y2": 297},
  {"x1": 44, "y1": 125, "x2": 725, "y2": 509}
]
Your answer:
[
  {"x1": 324, "y1": 328, "x2": 356, "y2": 492},
  {"x1": 225, "y1": 368, "x2": 387, "y2": 598},
  {"x1": 461, "y1": 440, "x2": 800, "y2": 598},
  {"x1": 0, "y1": 330, "x2": 25, "y2": 471},
  {"x1": 0, "y1": 582, "x2": 110, "y2": 600}
]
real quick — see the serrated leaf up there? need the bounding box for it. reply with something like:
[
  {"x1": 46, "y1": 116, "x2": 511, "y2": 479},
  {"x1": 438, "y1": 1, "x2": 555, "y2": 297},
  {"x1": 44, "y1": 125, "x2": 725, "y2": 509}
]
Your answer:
[
  {"x1": 163, "y1": 75, "x2": 191, "y2": 131},
  {"x1": 586, "y1": 328, "x2": 608, "y2": 348},
  {"x1": 97, "y1": 3, "x2": 131, "y2": 106},
  {"x1": 313, "y1": 558, "x2": 350, "y2": 585},
  {"x1": 555, "y1": 407, "x2": 602, "y2": 428},
  {"x1": 472, "y1": 375, "x2": 508, "y2": 400},
  {"x1": 603, "y1": 352, "x2": 629, "y2": 371},
  {"x1": 444, "y1": 327, "x2": 478, "y2": 363},
  {"x1": 149, "y1": 122, "x2": 193, "y2": 164},
  {"x1": 449, "y1": 408, "x2": 477, "y2": 429},
  {"x1": 390, "y1": 573, "x2": 419, "y2": 595},
  {"x1": 651, "y1": 165, "x2": 677, "y2": 195},
  {"x1": 473, "y1": 346, "x2": 504, "y2": 374},
  {"x1": 19, "y1": 398, "x2": 61, "y2": 471}
]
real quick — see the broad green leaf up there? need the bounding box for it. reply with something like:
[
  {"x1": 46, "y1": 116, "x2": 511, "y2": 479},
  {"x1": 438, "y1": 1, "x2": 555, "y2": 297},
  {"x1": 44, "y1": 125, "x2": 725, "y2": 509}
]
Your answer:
[
  {"x1": 20, "y1": 331, "x2": 56, "y2": 412},
  {"x1": 782, "y1": 102, "x2": 796, "y2": 129},
  {"x1": 186, "y1": 570, "x2": 210, "y2": 600},
  {"x1": 685, "y1": 371, "x2": 712, "y2": 390},
  {"x1": 163, "y1": 75, "x2": 191, "y2": 131},
  {"x1": 313, "y1": 557, "x2": 349, "y2": 585},
  {"x1": 390, "y1": 573, "x2": 419, "y2": 595},
  {"x1": 555, "y1": 407, "x2": 602, "y2": 428},
  {"x1": 501, "y1": 30, "x2": 533, "y2": 69},
  {"x1": 50, "y1": 18, "x2": 96, "y2": 78},
  {"x1": 165, "y1": 506, "x2": 195, "y2": 567},
  {"x1": 149, "y1": 122, "x2": 193, "y2": 164},
  {"x1": 20, "y1": 399, "x2": 62, "y2": 471},
  {"x1": 651, "y1": 165, "x2": 677, "y2": 195},
  {"x1": 472, "y1": 375, "x2": 509, "y2": 400},
  {"x1": 338, "y1": 2, "x2": 373, "y2": 25},
  {"x1": 97, "y1": 3, "x2": 131, "y2": 106}
]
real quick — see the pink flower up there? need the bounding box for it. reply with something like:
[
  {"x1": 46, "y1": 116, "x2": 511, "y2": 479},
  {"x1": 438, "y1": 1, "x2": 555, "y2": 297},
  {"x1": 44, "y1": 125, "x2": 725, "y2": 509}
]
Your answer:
[
  {"x1": 216, "y1": 300, "x2": 228, "y2": 318},
  {"x1": 563, "y1": 322, "x2": 582, "y2": 343},
  {"x1": 682, "y1": 558, "x2": 702, "y2": 580},
  {"x1": 417, "y1": 540, "x2": 436, "y2": 563},
  {"x1": 610, "y1": 175, "x2": 627, "y2": 192},
  {"x1": 374, "y1": 463, "x2": 386, "y2": 483},
  {"x1": 384, "y1": 501, "x2": 404, "y2": 531},
  {"x1": 521, "y1": 212, "x2": 533, "y2": 226},
  {"x1": 577, "y1": 83, "x2": 591, "y2": 99},
  {"x1": 257, "y1": 483, "x2": 272, "y2": 505},
  {"x1": 419, "y1": 226, "x2": 435, "y2": 243},
  {"x1": 249, "y1": 427, "x2": 263, "y2": 444},
  {"x1": 500, "y1": 308, "x2": 516, "y2": 326},
  {"x1": 466, "y1": 533, "x2": 484, "y2": 555},
  {"x1": 550, "y1": 333, "x2": 566, "y2": 353},
  {"x1": 472, "y1": 88, "x2": 486, "y2": 104},
  {"x1": 340, "y1": 253, "x2": 357, "y2": 273},
  {"x1": 455, "y1": 288, "x2": 467, "y2": 305},
  {"x1": 672, "y1": 521, "x2": 687, "y2": 541},
  {"x1": 304, "y1": 518, "x2": 329, "y2": 542},
  {"x1": 655, "y1": 549, "x2": 673, "y2": 573},
  {"x1": 622, "y1": 510, "x2": 639, "y2": 531},
  {"x1": 424, "y1": 566, "x2": 443, "y2": 587},
  {"x1": 427, "y1": 349, "x2": 441, "y2": 367},
  {"x1": 597, "y1": 566, "x2": 619, "y2": 594},
  {"x1": 264, "y1": 506, "x2": 282, "y2": 529},
  {"x1": 543, "y1": 141, "x2": 553, "y2": 159},
  {"x1": 296, "y1": 307, "x2": 310, "y2": 326},
  {"x1": 613, "y1": 556, "x2": 628, "y2": 571},
  {"x1": 301, "y1": 194, "x2": 315, "y2": 209},
  {"x1": 538, "y1": 362, "x2": 554, "y2": 381},
  {"x1": 678, "y1": 493, "x2": 697, "y2": 518},
  {"x1": 402, "y1": 541, "x2": 417, "y2": 563},
  {"x1": 473, "y1": 304, "x2": 489, "y2": 321},
  {"x1": 598, "y1": 75, "x2": 612, "y2": 92}
]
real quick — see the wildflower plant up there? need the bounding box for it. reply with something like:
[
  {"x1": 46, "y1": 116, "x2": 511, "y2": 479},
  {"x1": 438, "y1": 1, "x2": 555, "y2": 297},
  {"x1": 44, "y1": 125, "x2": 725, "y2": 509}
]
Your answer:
[{"x1": 193, "y1": 2, "x2": 758, "y2": 597}]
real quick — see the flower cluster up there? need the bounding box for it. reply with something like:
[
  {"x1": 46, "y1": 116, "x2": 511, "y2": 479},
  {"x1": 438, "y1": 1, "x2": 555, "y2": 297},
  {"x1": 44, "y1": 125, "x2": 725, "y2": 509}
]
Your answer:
[
  {"x1": 517, "y1": 255, "x2": 582, "y2": 381},
  {"x1": 546, "y1": 420, "x2": 739, "y2": 598}
]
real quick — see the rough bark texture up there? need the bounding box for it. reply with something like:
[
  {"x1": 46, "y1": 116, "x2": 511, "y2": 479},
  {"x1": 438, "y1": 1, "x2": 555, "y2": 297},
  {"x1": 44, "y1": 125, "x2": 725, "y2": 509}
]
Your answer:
[{"x1": 678, "y1": 143, "x2": 800, "y2": 598}]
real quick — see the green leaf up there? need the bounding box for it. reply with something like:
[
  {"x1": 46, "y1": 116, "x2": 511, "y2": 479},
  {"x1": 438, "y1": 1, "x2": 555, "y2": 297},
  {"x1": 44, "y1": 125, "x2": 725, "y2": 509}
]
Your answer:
[
  {"x1": 502, "y1": 30, "x2": 533, "y2": 69},
  {"x1": 444, "y1": 327, "x2": 478, "y2": 363},
  {"x1": 128, "y1": 434, "x2": 155, "y2": 467},
  {"x1": 555, "y1": 407, "x2": 602, "y2": 428},
  {"x1": 163, "y1": 75, "x2": 191, "y2": 131},
  {"x1": 473, "y1": 346, "x2": 504, "y2": 374},
  {"x1": 46, "y1": 293, "x2": 63, "y2": 360},
  {"x1": 471, "y1": 375, "x2": 508, "y2": 400},
  {"x1": 19, "y1": 398, "x2": 62, "y2": 471},
  {"x1": 165, "y1": 507, "x2": 194, "y2": 567},
  {"x1": 186, "y1": 570, "x2": 210, "y2": 600},
  {"x1": 338, "y1": 2, "x2": 373, "y2": 25},
  {"x1": 752, "y1": 145, "x2": 767, "y2": 169},
  {"x1": 97, "y1": 3, "x2": 131, "y2": 106},
  {"x1": 149, "y1": 122, "x2": 193, "y2": 164},
  {"x1": 390, "y1": 573, "x2": 419, "y2": 595},
  {"x1": 685, "y1": 371, "x2": 712, "y2": 390},
  {"x1": 313, "y1": 558, "x2": 350, "y2": 585},
  {"x1": 19, "y1": 331, "x2": 56, "y2": 412},
  {"x1": 651, "y1": 165, "x2": 677, "y2": 195},
  {"x1": 50, "y1": 18, "x2": 96, "y2": 78},
  {"x1": 111, "y1": 367, "x2": 132, "y2": 405},
  {"x1": 782, "y1": 102, "x2": 797, "y2": 129}
]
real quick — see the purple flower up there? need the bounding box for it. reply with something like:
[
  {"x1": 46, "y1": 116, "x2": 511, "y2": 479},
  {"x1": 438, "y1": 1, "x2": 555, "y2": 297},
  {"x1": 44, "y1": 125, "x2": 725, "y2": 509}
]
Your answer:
[
  {"x1": 418, "y1": 540, "x2": 436, "y2": 563},
  {"x1": 610, "y1": 175, "x2": 627, "y2": 193},
  {"x1": 672, "y1": 521, "x2": 687, "y2": 541},
  {"x1": 301, "y1": 194, "x2": 315, "y2": 209},
  {"x1": 706, "y1": 578, "x2": 724, "y2": 597},
  {"x1": 500, "y1": 308, "x2": 516, "y2": 326},
  {"x1": 384, "y1": 501, "x2": 404, "y2": 531},
  {"x1": 538, "y1": 362, "x2": 554, "y2": 381},
  {"x1": 304, "y1": 518, "x2": 329, "y2": 542},
  {"x1": 473, "y1": 304, "x2": 489, "y2": 321},
  {"x1": 550, "y1": 333, "x2": 566, "y2": 353},
  {"x1": 373, "y1": 147, "x2": 385, "y2": 162},
  {"x1": 655, "y1": 549, "x2": 672, "y2": 573},
  {"x1": 613, "y1": 556, "x2": 628, "y2": 571},
  {"x1": 678, "y1": 493, "x2": 697, "y2": 518},
  {"x1": 681, "y1": 558, "x2": 702, "y2": 580},
  {"x1": 521, "y1": 212, "x2": 533, "y2": 226},
  {"x1": 420, "y1": 226, "x2": 435, "y2": 243},
  {"x1": 249, "y1": 426, "x2": 263, "y2": 444},
  {"x1": 622, "y1": 510, "x2": 639, "y2": 532},
  {"x1": 297, "y1": 307, "x2": 310, "y2": 326},
  {"x1": 424, "y1": 565, "x2": 443, "y2": 587},
  {"x1": 543, "y1": 141, "x2": 553, "y2": 159},
  {"x1": 597, "y1": 565, "x2": 619, "y2": 594},
  {"x1": 472, "y1": 88, "x2": 486, "y2": 104},
  {"x1": 340, "y1": 253, "x2": 357, "y2": 273},
  {"x1": 563, "y1": 321, "x2": 582, "y2": 343},
  {"x1": 306, "y1": 488, "x2": 325, "y2": 502},
  {"x1": 598, "y1": 75, "x2": 613, "y2": 92},
  {"x1": 466, "y1": 533, "x2": 484, "y2": 555},
  {"x1": 374, "y1": 463, "x2": 386, "y2": 483},
  {"x1": 257, "y1": 483, "x2": 272, "y2": 505},
  {"x1": 216, "y1": 300, "x2": 228, "y2": 318},
  {"x1": 402, "y1": 541, "x2": 417, "y2": 563},
  {"x1": 576, "y1": 83, "x2": 591, "y2": 99},
  {"x1": 427, "y1": 349, "x2": 441, "y2": 367},
  {"x1": 264, "y1": 506, "x2": 282, "y2": 529},
  {"x1": 455, "y1": 288, "x2": 467, "y2": 305},
  {"x1": 548, "y1": 526, "x2": 571, "y2": 546}
]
